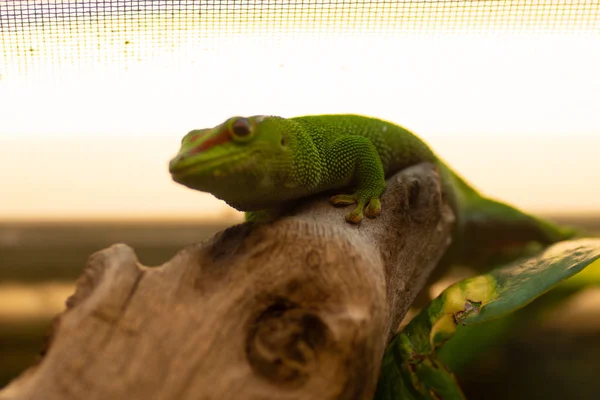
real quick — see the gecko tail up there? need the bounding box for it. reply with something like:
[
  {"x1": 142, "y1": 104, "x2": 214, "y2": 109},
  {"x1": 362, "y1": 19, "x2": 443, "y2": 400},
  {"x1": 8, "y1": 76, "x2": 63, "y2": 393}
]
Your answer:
[
  {"x1": 414, "y1": 164, "x2": 580, "y2": 305},
  {"x1": 459, "y1": 195, "x2": 578, "y2": 258},
  {"x1": 433, "y1": 162, "x2": 580, "y2": 273},
  {"x1": 438, "y1": 163, "x2": 578, "y2": 252}
]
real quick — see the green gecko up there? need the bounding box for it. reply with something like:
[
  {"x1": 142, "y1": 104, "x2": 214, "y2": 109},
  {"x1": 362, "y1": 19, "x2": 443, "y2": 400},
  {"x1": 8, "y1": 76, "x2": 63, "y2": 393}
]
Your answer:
[{"x1": 169, "y1": 114, "x2": 575, "y2": 262}]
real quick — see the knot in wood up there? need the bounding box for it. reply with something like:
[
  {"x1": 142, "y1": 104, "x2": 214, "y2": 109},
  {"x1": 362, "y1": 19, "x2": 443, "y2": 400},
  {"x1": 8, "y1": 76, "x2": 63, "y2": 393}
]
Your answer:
[{"x1": 246, "y1": 301, "x2": 329, "y2": 387}]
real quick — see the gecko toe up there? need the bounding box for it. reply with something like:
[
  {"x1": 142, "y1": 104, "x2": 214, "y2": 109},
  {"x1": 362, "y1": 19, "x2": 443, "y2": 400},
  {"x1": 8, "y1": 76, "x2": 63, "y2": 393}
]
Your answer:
[
  {"x1": 345, "y1": 207, "x2": 364, "y2": 224},
  {"x1": 365, "y1": 198, "x2": 381, "y2": 218},
  {"x1": 330, "y1": 194, "x2": 357, "y2": 207}
]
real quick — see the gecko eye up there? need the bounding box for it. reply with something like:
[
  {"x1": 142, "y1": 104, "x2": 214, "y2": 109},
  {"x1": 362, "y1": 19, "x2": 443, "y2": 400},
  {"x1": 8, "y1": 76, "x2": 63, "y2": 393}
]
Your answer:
[{"x1": 231, "y1": 118, "x2": 252, "y2": 138}]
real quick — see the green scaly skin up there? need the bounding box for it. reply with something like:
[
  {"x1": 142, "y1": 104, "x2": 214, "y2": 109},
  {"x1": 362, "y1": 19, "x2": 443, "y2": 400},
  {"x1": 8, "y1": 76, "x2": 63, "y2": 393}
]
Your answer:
[{"x1": 169, "y1": 114, "x2": 576, "y2": 266}]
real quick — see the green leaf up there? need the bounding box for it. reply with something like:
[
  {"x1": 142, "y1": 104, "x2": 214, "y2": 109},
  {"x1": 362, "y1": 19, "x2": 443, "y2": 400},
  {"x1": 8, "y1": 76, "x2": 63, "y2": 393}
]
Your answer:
[
  {"x1": 463, "y1": 239, "x2": 600, "y2": 325},
  {"x1": 375, "y1": 239, "x2": 600, "y2": 400},
  {"x1": 439, "y1": 256, "x2": 600, "y2": 373}
]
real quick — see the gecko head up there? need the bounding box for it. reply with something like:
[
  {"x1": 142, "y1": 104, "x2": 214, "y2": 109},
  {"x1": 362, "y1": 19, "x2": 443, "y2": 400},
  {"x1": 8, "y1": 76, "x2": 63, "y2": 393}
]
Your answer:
[{"x1": 169, "y1": 115, "x2": 295, "y2": 209}]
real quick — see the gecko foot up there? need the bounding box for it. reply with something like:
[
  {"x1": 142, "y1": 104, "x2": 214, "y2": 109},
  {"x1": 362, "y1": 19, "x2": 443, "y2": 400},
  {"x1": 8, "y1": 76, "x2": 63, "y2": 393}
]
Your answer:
[{"x1": 330, "y1": 194, "x2": 382, "y2": 224}]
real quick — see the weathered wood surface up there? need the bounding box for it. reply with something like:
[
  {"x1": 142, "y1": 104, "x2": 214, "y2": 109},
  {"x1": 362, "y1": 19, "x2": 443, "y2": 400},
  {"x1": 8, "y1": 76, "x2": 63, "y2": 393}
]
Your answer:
[{"x1": 0, "y1": 163, "x2": 454, "y2": 400}]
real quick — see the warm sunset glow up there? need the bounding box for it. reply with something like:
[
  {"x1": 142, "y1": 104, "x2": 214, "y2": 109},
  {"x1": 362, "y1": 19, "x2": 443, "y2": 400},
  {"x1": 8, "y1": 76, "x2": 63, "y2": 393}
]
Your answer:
[
  {"x1": 0, "y1": 1, "x2": 598, "y2": 220},
  {"x1": 0, "y1": 282, "x2": 75, "y2": 321}
]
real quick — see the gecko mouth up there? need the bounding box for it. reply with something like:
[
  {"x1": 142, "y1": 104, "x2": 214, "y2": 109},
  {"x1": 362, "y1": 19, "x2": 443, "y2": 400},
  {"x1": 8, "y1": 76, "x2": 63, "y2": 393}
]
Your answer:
[
  {"x1": 169, "y1": 158, "x2": 225, "y2": 178},
  {"x1": 169, "y1": 160, "x2": 202, "y2": 176},
  {"x1": 169, "y1": 152, "x2": 258, "y2": 180}
]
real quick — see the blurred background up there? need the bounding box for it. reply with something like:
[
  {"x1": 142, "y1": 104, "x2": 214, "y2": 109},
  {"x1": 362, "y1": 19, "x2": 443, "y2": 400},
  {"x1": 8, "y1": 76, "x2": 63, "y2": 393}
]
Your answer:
[{"x1": 1, "y1": 1, "x2": 599, "y2": 398}]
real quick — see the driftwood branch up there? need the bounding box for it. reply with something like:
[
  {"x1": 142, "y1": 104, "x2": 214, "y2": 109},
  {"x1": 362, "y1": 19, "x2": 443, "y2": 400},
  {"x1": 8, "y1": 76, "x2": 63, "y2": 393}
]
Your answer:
[{"x1": 0, "y1": 163, "x2": 455, "y2": 400}]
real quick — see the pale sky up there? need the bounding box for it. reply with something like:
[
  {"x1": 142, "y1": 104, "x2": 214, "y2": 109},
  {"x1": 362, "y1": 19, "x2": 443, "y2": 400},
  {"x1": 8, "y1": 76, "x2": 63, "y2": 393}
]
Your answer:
[{"x1": 0, "y1": 3, "x2": 599, "y2": 220}]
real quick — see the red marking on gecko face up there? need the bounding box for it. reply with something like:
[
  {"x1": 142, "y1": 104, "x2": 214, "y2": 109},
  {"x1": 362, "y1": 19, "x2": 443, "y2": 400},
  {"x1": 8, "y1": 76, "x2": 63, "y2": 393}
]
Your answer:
[
  {"x1": 189, "y1": 130, "x2": 232, "y2": 154},
  {"x1": 189, "y1": 135, "x2": 202, "y2": 144},
  {"x1": 188, "y1": 129, "x2": 211, "y2": 144}
]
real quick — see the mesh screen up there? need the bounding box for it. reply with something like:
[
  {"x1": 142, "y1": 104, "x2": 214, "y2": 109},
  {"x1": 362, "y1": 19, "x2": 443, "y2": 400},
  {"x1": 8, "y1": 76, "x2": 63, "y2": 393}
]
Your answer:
[{"x1": 1, "y1": 1, "x2": 599, "y2": 78}]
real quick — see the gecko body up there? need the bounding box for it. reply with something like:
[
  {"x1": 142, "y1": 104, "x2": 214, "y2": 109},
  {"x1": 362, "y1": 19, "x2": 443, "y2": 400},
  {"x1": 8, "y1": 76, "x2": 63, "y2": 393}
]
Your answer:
[{"x1": 169, "y1": 114, "x2": 574, "y2": 263}]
